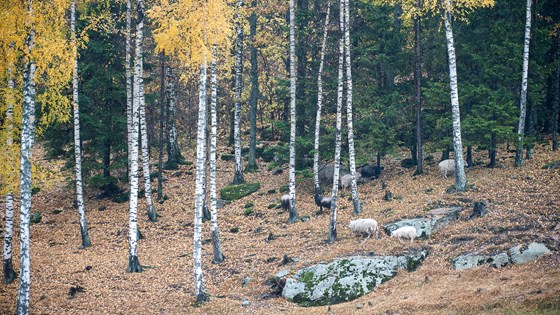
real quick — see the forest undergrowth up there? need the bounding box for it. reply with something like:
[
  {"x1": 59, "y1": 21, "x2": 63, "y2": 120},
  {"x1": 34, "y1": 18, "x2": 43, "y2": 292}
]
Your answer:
[{"x1": 1, "y1": 141, "x2": 559, "y2": 315}]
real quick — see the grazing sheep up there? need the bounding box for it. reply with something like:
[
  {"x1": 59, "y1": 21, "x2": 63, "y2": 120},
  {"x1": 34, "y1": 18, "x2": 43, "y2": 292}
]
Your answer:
[
  {"x1": 439, "y1": 159, "x2": 468, "y2": 178},
  {"x1": 314, "y1": 193, "x2": 332, "y2": 213},
  {"x1": 360, "y1": 164, "x2": 383, "y2": 180},
  {"x1": 318, "y1": 162, "x2": 335, "y2": 184},
  {"x1": 390, "y1": 226, "x2": 417, "y2": 243},
  {"x1": 281, "y1": 194, "x2": 290, "y2": 211},
  {"x1": 348, "y1": 218, "x2": 379, "y2": 239},
  {"x1": 339, "y1": 173, "x2": 361, "y2": 190}
]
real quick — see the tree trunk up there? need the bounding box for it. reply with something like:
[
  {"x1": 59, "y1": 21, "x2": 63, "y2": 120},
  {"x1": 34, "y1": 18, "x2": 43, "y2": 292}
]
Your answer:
[
  {"x1": 127, "y1": 0, "x2": 145, "y2": 274},
  {"x1": 16, "y1": 2, "x2": 36, "y2": 311},
  {"x1": 135, "y1": 0, "x2": 157, "y2": 222},
  {"x1": 193, "y1": 63, "x2": 209, "y2": 303},
  {"x1": 414, "y1": 0, "x2": 423, "y2": 175},
  {"x1": 247, "y1": 0, "x2": 259, "y2": 172},
  {"x1": 126, "y1": 0, "x2": 133, "y2": 187},
  {"x1": 313, "y1": 2, "x2": 331, "y2": 195},
  {"x1": 165, "y1": 67, "x2": 181, "y2": 169},
  {"x1": 466, "y1": 145, "x2": 473, "y2": 168},
  {"x1": 71, "y1": 0, "x2": 92, "y2": 249},
  {"x1": 288, "y1": 0, "x2": 299, "y2": 223},
  {"x1": 526, "y1": 102, "x2": 535, "y2": 160},
  {"x1": 488, "y1": 133, "x2": 497, "y2": 168},
  {"x1": 3, "y1": 65, "x2": 17, "y2": 285},
  {"x1": 329, "y1": 0, "x2": 345, "y2": 244},
  {"x1": 232, "y1": 0, "x2": 245, "y2": 185},
  {"x1": 443, "y1": 0, "x2": 467, "y2": 191},
  {"x1": 553, "y1": 64, "x2": 559, "y2": 151},
  {"x1": 344, "y1": 0, "x2": 361, "y2": 215},
  {"x1": 157, "y1": 53, "x2": 165, "y2": 201},
  {"x1": 210, "y1": 51, "x2": 225, "y2": 264},
  {"x1": 515, "y1": 0, "x2": 532, "y2": 167}
]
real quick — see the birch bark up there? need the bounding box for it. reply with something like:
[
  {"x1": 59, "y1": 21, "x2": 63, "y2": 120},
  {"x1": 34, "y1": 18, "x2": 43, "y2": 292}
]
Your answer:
[
  {"x1": 3, "y1": 66, "x2": 17, "y2": 285},
  {"x1": 16, "y1": 1, "x2": 36, "y2": 312},
  {"x1": 193, "y1": 63, "x2": 209, "y2": 302},
  {"x1": 127, "y1": 0, "x2": 145, "y2": 273},
  {"x1": 210, "y1": 51, "x2": 224, "y2": 264},
  {"x1": 444, "y1": 0, "x2": 467, "y2": 190},
  {"x1": 71, "y1": 0, "x2": 92, "y2": 249},
  {"x1": 232, "y1": 0, "x2": 245, "y2": 184},
  {"x1": 313, "y1": 2, "x2": 331, "y2": 195},
  {"x1": 288, "y1": 0, "x2": 299, "y2": 223},
  {"x1": 328, "y1": 0, "x2": 345, "y2": 244},
  {"x1": 515, "y1": 0, "x2": 532, "y2": 167},
  {"x1": 343, "y1": 0, "x2": 361, "y2": 214}
]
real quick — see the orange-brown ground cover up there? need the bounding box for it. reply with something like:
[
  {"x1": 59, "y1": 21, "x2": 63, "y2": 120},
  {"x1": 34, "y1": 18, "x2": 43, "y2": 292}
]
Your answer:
[{"x1": 1, "y1": 142, "x2": 559, "y2": 314}]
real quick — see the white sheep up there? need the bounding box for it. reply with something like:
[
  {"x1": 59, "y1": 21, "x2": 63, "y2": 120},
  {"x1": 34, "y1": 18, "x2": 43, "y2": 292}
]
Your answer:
[
  {"x1": 340, "y1": 173, "x2": 361, "y2": 190},
  {"x1": 348, "y1": 218, "x2": 379, "y2": 239},
  {"x1": 438, "y1": 159, "x2": 468, "y2": 178},
  {"x1": 390, "y1": 226, "x2": 417, "y2": 243},
  {"x1": 281, "y1": 194, "x2": 290, "y2": 211}
]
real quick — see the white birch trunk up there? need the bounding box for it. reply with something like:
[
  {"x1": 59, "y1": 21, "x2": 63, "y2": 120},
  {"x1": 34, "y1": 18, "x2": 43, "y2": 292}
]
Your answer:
[
  {"x1": 329, "y1": 0, "x2": 345, "y2": 244},
  {"x1": 16, "y1": 2, "x2": 36, "y2": 312},
  {"x1": 127, "y1": 0, "x2": 144, "y2": 273},
  {"x1": 210, "y1": 50, "x2": 224, "y2": 264},
  {"x1": 193, "y1": 62, "x2": 209, "y2": 302},
  {"x1": 126, "y1": 0, "x2": 133, "y2": 185},
  {"x1": 313, "y1": 2, "x2": 331, "y2": 195},
  {"x1": 343, "y1": 0, "x2": 361, "y2": 214},
  {"x1": 444, "y1": 0, "x2": 467, "y2": 191},
  {"x1": 3, "y1": 65, "x2": 17, "y2": 285},
  {"x1": 71, "y1": 0, "x2": 91, "y2": 249},
  {"x1": 288, "y1": 0, "x2": 299, "y2": 223},
  {"x1": 515, "y1": 0, "x2": 532, "y2": 167},
  {"x1": 135, "y1": 0, "x2": 157, "y2": 222},
  {"x1": 232, "y1": 0, "x2": 245, "y2": 185}
]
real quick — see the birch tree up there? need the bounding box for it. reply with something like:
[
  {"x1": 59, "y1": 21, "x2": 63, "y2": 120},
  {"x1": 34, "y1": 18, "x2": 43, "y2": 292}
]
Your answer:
[
  {"x1": 515, "y1": 0, "x2": 532, "y2": 167},
  {"x1": 343, "y1": 0, "x2": 361, "y2": 214},
  {"x1": 71, "y1": 0, "x2": 92, "y2": 249},
  {"x1": 313, "y1": 2, "x2": 331, "y2": 195},
  {"x1": 3, "y1": 66, "x2": 17, "y2": 284},
  {"x1": 193, "y1": 62, "x2": 209, "y2": 302},
  {"x1": 232, "y1": 0, "x2": 245, "y2": 184},
  {"x1": 328, "y1": 0, "x2": 345, "y2": 244},
  {"x1": 443, "y1": 0, "x2": 467, "y2": 190},
  {"x1": 210, "y1": 50, "x2": 225, "y2": 264},
  {"x1": 126, "y1": 0, "x2": 133, "y2": 186},
  {"x1": 134, "y1": 0, "x2": 158, "y2": 222},
  {"x1": 15, "y1": 1, "x2": 36, "y2": 311},
  {"x1": 288, "y1": 0, "x2": 299, "y2": 223},
  {"x1": 127, "y1": 0, "x2": 145, "y2": 273}
]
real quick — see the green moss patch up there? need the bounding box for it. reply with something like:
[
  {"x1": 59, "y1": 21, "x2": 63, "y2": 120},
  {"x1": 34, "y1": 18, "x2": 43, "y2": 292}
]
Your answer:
[{"x1": 220, "y1": 182, "x2": 261, "y2": 201}]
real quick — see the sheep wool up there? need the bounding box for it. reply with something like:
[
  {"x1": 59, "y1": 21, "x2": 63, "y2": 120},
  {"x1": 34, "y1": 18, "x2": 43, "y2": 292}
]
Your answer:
[
  {"x1": 281, "y1": 194, "x2": 290, "y2": 211},
  {"x1": 438, "y1": 159, "x2": 455, "y2": 178},
  {"x1": 348, "y1": 218, "x2": 379, "y2": 239},
  {"x1": 390, "y1": 226, "x2": 417, "y2": 243}
]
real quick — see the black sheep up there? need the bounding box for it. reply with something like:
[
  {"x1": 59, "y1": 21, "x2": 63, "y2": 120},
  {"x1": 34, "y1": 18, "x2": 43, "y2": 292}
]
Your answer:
[{"x1": 314, "y1": 193, "x2": 332, "y2": 213}]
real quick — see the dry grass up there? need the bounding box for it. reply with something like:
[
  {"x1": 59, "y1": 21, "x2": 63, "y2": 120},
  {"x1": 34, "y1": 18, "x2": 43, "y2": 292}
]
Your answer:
[{"x1": 1, "y1": 141, "x2": 559, "y2": 315}]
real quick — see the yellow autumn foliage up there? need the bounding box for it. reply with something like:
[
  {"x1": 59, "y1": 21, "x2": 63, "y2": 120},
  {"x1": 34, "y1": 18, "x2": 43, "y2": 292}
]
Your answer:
[
  {"x1": 0, "y1": 0, "x2": 75, "y2": 195},
  {"x1": 371, "y1": 0, "x2": 495, "y2": 23},
  {"x1": 149, "y1": 0, "x2": 234, "y2": 70}
]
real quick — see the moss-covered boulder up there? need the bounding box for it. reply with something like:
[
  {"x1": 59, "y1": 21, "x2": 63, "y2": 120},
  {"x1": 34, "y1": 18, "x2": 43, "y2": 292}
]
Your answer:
[
  {"x1": 220, "y1": 182, "x2": 261, "y2": 201},
  {"x1": 282, "y1": 249, "x2": 428, "y2": 306}
]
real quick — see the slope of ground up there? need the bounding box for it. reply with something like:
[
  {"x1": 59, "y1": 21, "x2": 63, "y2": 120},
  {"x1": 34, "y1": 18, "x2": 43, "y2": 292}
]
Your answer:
[{"x1": 1, "y1": 142, "x2": 559, "y2": 314}]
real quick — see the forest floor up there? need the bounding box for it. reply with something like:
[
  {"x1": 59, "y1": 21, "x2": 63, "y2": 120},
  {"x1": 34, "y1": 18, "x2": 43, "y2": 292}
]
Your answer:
[{"x1": 1, "y1": 141, "x2": 560, "y2": 315}]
